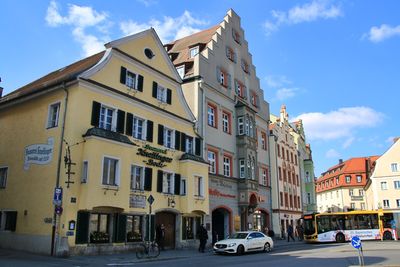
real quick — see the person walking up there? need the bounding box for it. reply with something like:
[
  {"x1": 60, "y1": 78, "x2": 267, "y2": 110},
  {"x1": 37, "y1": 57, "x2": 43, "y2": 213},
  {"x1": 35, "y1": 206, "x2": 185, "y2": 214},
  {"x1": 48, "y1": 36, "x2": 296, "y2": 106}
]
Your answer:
[
  {"x1": 198, "y1": 224, "x2": 208, "y2": 253},
  {"x1": 156, "y1": 224, "x2": 165, "y2": 250},
  {"x1": 287, "y1": 224, "x2": 295, "y2": 242}
]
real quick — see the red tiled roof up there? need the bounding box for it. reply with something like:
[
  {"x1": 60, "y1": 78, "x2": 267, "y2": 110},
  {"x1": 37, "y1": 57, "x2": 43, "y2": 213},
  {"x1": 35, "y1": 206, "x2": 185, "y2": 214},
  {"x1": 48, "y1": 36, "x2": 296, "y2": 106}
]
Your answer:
[{"x1": 0, "y1": 51, "x2": 105, "y2": 104}]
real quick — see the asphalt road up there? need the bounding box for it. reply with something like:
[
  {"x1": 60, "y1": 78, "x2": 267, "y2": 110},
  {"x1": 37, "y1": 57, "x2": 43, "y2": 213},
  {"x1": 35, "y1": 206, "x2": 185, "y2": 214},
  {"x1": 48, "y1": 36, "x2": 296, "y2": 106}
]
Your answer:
[{"x1": 1, "y1": 240, "x2": 400, "y2": 267}]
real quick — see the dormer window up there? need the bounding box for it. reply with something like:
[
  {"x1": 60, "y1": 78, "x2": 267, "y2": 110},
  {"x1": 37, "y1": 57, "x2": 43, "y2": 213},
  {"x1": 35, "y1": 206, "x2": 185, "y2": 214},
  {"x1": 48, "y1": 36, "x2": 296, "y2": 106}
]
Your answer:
[
  {"x1": 232, "y1": 29, "x2": 241, "y2": 44},
  {"x1": 176, "y1": 65, "x2": 185, "y2": 79},
  {"x1": 190, "y1": 46, "x2": 199, "y2": 58}
]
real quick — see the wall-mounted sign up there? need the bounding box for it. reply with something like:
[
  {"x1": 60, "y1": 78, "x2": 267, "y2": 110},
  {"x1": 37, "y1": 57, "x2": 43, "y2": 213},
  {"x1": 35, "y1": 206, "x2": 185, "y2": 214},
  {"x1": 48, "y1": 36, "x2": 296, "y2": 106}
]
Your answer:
[
  {"x1": 68, "y1": 220, "x2": 76, "y2": 230},
  {"x1": 24, "y1": 137, "x2": 54, "y2": 170},
  {"x1": 209, "y1": 189, "x2": 236, "y2": 199},
  {"x1": 66, "y1": 231, "x2": 74, "y2": 236},
  {"x1": 129, "y1": 194, "x2": 146, "y2": 208},
  {"x1": 136, "y1": 144, "x2": 172, "y2": 168},
  {"x1": 43, "y1": 217, "x2": 53, "y2": 224},
  {"x1": 53, "y1": 187, "x2": 63, "y2": 206}
]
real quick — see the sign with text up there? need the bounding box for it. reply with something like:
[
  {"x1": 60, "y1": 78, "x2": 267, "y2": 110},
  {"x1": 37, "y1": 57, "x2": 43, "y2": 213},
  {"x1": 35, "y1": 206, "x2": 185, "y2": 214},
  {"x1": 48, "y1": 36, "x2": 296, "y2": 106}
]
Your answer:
[
  {"x1": 24, "y1": 137, "x2": 54, "y2": 170},
  {"x1": 129, "y1": 194, "x2": 146, "y2": 208},
  {"x1": 53, "y1": 187, "x2": 63, "y2": 205},
  {"x1": 136, "y1": 145, "x2": 172, "y2": 168}
]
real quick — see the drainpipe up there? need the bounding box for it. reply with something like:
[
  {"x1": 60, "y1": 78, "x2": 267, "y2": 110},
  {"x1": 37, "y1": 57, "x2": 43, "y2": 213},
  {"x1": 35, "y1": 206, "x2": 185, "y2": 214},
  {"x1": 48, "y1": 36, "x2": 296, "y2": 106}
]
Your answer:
[{"x1": 51, "y1": 83, "x2": 68, "y2": 256}]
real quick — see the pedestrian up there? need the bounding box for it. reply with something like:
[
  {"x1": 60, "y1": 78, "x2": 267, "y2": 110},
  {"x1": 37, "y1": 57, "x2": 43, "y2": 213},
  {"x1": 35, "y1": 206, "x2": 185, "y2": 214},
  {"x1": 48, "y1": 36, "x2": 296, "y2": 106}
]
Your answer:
[
  {"x1": 198, "y1": 224, "x2": 208, "y2": 253},
  {"x1": 296, "y1": 224, "x2": 304, "y2": 241},
  {"x1": 156, "y1": 224, "x2": 165, "y2": 250},
  {"x1": 264, "y1": 226, "x2": 269, "y2": 235},
  {"x1": 287, "y1": 224, "x2": 295, "y2": 242}
]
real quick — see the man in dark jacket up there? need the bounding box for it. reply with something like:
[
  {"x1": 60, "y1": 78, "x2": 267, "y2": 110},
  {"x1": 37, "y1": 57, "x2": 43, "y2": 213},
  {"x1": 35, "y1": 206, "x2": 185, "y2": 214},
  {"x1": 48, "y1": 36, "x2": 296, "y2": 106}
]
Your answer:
[{"x1": 198, "y1": 224, "x2": 208, "y2": 253}]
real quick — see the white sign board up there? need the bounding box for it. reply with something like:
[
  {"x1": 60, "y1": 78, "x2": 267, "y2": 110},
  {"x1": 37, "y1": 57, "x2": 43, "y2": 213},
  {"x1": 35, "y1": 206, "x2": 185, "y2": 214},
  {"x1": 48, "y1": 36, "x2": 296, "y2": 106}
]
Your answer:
[
  {"x1": 24, "y1": 137, "x2": 54, "y2": 170},
  {"x1": 129, "y1": 194, "x2": 146, "y2": 208}
]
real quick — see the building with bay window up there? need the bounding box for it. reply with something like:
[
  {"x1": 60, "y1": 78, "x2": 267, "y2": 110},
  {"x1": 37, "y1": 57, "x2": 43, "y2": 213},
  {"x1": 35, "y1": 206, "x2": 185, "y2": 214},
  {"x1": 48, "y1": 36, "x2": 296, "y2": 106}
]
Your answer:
[
  {"x1": 165, "y1": 9, "x2": 272, "y2": 242},
  {"x1": 0, "y1": 29, "x2": 209, "y2": 255}
]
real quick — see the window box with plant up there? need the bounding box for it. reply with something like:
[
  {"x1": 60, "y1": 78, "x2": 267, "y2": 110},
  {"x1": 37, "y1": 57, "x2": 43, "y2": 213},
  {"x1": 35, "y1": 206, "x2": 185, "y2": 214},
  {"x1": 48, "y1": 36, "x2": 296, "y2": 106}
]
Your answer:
[{"x1": 90, "y1": 231, "x2": 110, "y2": 243}]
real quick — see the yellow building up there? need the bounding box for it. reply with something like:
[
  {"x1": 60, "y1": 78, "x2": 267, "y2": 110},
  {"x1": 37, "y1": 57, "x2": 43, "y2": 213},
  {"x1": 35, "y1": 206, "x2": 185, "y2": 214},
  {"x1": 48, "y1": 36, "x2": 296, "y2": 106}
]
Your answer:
[{"x1": 0, "y1": 29, "x2": 209, "y2": 255}]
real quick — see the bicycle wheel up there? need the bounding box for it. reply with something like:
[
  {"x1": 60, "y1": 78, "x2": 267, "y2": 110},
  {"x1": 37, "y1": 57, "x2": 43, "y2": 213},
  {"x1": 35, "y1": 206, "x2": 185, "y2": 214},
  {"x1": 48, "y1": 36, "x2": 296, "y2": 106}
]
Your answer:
[
  {"x1": 136, "y1": 244, "x2": 146, "y2": 259},
  {"x1": 148, "y1": 243, "x2": 160, "y2": 258}
]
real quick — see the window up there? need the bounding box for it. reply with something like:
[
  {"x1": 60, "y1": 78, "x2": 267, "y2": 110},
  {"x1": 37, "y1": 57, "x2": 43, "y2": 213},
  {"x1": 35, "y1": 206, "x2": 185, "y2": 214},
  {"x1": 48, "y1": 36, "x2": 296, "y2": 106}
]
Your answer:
[
  {"x1": 194, "y1": 176, "x2": 204, "y2": 197},
  {"x1": 235, "y1": 80, "x2": 245, "y2": 98},
  {"x1": 397, "y1": 199, "x2": 400, "y2": 208},
  {"x1": 126, "y1": 215, "x2": 142, "y2": 242},
  {"x1": 226, "y1": 46, "x2": 236, "y2": 62},
  {"x1": 102, "y1": 157, "x2": 119, "y2": 186},
  {"x1": 295, "y1": 155, "x2": 298, "y2": 165},
  {"x1": 360, "y1": 203, "x2": 365, "y2": 210},
  {"x1": 99, "y1": 105, "x2": 116, "y2": 131},
  {"x1": 250, "y1": 92, "x2": 258, "y2": 107},
  {"x1": 232, "y1": 29, "x2": 241, "y2": 44},
  {"x1": 261, "y1": 132, "x2": 267, "y2": 150},
  {"x1": 47, "y1": 102, "x2": 60, "y2": 128},
  {"x1": 132, "y1": 116, "x2": 146, "y2": 140},
  {"x1": 185, "y1": 136, "x2": 194, "y2": 154},
  {"x1": 130, "y1": 165, "x2": 144, "y2": 191},
  {"x1": 208, "y1": 150, "x2": 217, "y2": 174},
  {"x1": 391, "y1": 163, "x2": 398, "y2": 172},
  {"x1": 81, "y1": 161, "x2": 88, "y2": 183},
  {"x1": 223, "y1": 155, "x2": 232, "y2": 177},
  {"x1": 383, "y1": 199, "x2": 390, "y2": 208},
  {"x1": 359, "y1": 189, "x2": 364, "y2": 196},
  {"x1": 237, "y1": 117, "x2": 244, "y2": 135},
  {"x1": 190, "y1": 46, "x2": 199, "y2": 58},
  {"x1": 222, "y1": 111, "x2": 231, "y2": 134},
  {"x1": 381, "y1": 181, "x2": 388, "y2": 190},
  {"x1": 345, "y1": 176, "x2": 351, "y2": 183},
  {"x1": 163, "y1": 127, "x2": 174, "y2": 148},
  {"x1": 182, "y1": 217, "x2": 194, "y2": 240},
  {"x1": 336, "y1": 177, "x2": 339, "y2": 185},
  {"x1": 349, "y1": 189, "x2": 354, "y2": 196},
  {"x1": 261, "y1": 168, "x2": 268, "y2": 186},
  {"x1": 126, "y1": 70, "x2": 137, "y2": 89},
  {"x1": 0, "y1": 211, "x2": 17, "y2": 231},
  {"x1": 90, "y1": 213, "x2": 109, "y2": 243},
  {"x1": 350, "y1": 203, "x2": 355, "y2": 209},
  {"x1": 176, "y1": 65, "x2": 185, "y2": 79},
  {"x1": 157, "y1": 85, "x2": 167, "y2": 103},
  {"x1": 207, "y1": 104, "x2": 217, "y2": 128},
  {"x1": 356, "y1": 175, "x2": 362, "y2": 183},
  {"x1": 162, "y1": 172, "x2": 174, "y2": 194},
  {"x1": 216, "y1": 67, "x2": 230, "y2": 88},
  {"x1": 180, "y1": 179, "x2": 186, "y2": 196},
  {"x1": 277, "y1": 145, "x2": 281, "y2": 157},
  {"x1": 307, "y1": 193, "x2": 311, "y2": 204},
  {"x1": 0, "y1": 167, "x2": 8, "y2": 188},
  {"x1": 394, "y1": 181, "x2": 400, "y2": 189},
  {"x1": 239, "y1": 159, "x2": 245, "y2": 178}
]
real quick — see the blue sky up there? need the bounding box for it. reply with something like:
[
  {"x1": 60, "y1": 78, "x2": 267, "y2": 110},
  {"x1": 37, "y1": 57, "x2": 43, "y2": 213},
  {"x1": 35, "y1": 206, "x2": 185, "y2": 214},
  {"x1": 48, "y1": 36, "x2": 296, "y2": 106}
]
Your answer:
[{"x1": 1, "y1": 0, "x2": 399, "y2": 177}]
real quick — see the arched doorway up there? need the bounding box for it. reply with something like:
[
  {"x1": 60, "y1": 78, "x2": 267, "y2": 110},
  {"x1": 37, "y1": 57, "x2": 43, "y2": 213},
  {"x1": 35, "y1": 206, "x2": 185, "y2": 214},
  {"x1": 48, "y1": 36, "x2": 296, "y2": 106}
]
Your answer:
[
  {"x1": 212, "y1": 207, "x2": 231, "y2": 244},
  {"x1": 155, "y1": 211, "x2": 176, "y2": 249},
  {"x1": 252, "y1": 210, "x2": 269, "y2": 233}
]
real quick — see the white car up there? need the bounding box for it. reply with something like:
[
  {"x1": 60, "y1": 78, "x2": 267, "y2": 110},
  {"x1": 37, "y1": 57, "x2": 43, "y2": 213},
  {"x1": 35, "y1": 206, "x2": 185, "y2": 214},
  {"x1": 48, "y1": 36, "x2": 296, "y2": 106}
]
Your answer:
[{"x1": 213, "y1": 231, "x2": 274, "y2": 255}]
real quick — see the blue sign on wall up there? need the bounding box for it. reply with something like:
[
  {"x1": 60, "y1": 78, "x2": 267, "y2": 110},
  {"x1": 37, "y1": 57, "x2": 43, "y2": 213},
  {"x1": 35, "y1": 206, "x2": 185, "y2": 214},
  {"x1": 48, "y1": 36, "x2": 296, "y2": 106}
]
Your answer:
[{"x1": 53, "y1": 187, "x2": 63, "y2": 205}]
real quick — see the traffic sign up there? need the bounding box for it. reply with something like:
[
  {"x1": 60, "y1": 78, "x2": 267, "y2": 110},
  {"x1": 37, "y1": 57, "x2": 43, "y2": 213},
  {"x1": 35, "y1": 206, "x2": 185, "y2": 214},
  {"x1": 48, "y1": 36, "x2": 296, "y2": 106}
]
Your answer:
[
  {"x1": 53, "y1": 187, "x2": 63, "y2": 205},
  {"x1": 55, "y1": 206, "x2": 63, "y2": 215},
  {"x1": 147, "y1": 195, "x2": 154, "y2": 205},
  {"x1": 351, "y1": 236, "x2": 362, "y2": 249}
]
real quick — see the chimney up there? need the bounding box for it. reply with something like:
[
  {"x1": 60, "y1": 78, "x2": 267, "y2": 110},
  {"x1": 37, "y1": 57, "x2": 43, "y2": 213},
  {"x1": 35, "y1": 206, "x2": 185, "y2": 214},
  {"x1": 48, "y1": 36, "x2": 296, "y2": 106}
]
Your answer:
[
  {"x1": 394, "y1": 137, "x2": 400, "y2": 144},
  {"x1": 339, "y1": 159, "x2": 343, "y2": 164}
]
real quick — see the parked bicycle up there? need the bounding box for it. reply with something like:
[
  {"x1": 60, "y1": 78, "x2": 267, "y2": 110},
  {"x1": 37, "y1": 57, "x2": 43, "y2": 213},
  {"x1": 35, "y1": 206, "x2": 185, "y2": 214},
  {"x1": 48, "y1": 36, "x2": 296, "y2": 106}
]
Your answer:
[{"x1": 136, "y1": 241, "x2": 160, "y2": 259}]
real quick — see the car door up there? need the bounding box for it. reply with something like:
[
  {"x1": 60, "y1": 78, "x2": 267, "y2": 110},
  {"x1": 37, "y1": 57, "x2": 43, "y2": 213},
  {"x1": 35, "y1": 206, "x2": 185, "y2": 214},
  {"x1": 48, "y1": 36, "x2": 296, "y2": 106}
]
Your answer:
[
  {"x1": 255, "y1": 232, "x2": 265, "y2": 250},
  {"x1": 247, "y1": 232, "x2": 258, "y2": 250}
]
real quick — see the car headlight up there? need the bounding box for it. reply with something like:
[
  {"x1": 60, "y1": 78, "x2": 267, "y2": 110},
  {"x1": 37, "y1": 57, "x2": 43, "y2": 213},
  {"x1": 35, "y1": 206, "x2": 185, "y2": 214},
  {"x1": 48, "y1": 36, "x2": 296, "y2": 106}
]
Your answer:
[{"x1": 228, "y1": 243, "x2": 236, "y2": 247}]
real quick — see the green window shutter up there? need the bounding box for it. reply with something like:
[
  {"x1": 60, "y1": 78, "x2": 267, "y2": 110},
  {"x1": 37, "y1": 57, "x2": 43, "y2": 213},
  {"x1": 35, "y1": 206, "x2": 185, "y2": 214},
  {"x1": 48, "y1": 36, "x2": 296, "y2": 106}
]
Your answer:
[
  {"x1": 116, "y1": 110, "x2": 125, "y2": 133},
  {"x1": 145, "y1": 215, "x2": 155, "y2": 241},
  {"x1": 137, "y1": 75, "x2": 144, "y2": 92},
  {"x1": 120, "y1": 66, "x2": 127, "y2": 84},
  {"x1": 166, "y1": 89, "x2": 172, "y2": 104},
  {"x1": 174, "y1": 130, "x2": 181, "y2": 150},
  {"x1": 180, "y1": 133, "x2": 186, "y2": 152},
  {"x1": 144, "y1": 168, "x2": 153, "y2": 191},
  {"x1": 114, "y1": 214, "x2": 127, "y2": 243},
  {"x1": 152, "y1": 82, "x2": 158, "y2": 98},
  {"x1": 195, "y1": 138, "x2": 201, "y2": 156},
  {"x1": 174, "y1": 174, "x2": 181, "y2": 195},
  {"x1": 158, "y1": 124, "x2": 164, "y2": 145},
  {"x1": 157, "y1": 170, "x2": 163, "y2": 193},
  {"x1": 91, "y1": 101, "x2": 101, "y2": 127},
  {"x1": 146, "y1": 120, "x2": 153, "y2": 142},
  {"x1": 75, "y1": 211, "x2": 90, "y2": 244},
  {"x1": 126, "y1": 113, "x2": 133, "y2": 135}
]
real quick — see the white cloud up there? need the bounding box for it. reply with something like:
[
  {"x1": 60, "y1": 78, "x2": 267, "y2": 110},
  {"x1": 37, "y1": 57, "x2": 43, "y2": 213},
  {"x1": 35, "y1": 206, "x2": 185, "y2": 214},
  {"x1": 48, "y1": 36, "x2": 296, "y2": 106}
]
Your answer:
[
  {"x1": 276, "y1": 88, "x2": 298, "y2": 101},
  {"x1": 120, "y1": 11, "x2": 208, "y2": 43},
  {"x1": 366, "y1": 24, "x2": 400, "y2": 43},
  {"x1": 326, "y1": 148, "x2": 340, "y2": 158},
  {"x1": 342, "y1": 136, "x2": 355, "y2": 149},
  {"x1": 263, "y1": 0, "x2": 342, "y2": 35},
  {"x1": 265, "y1": 75, "x2": 292, "y2": 88},
  {"x1": 137, "y1": 0, "x2": 157, "y2": 7},
  {"x1": 293, "y1": 107, "x2": 384, "y2": 141},
  {"x1": 45, "y1": 1, "x2": 110, "y2": 56}
]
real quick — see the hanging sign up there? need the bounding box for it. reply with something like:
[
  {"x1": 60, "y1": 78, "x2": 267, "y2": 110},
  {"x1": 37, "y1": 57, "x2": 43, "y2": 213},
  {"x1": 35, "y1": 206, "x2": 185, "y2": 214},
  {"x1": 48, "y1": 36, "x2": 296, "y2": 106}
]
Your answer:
[{"x1": 24, "y1": 137, "x2": 54, "y2": 170}]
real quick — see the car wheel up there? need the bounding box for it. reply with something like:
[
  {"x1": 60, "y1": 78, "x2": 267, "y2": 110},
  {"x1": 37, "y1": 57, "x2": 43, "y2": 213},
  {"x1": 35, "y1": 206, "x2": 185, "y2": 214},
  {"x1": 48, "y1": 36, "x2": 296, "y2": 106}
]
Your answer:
[
  {"x1": 335, "y1": 233, "x2": 345, "y2": 243},
  {"x1": 263, "y1": 242, "x2": 271, "y2": 253},
  {"x1": 236, "y1": 245, "x2": 245, "y2": 255},
  {"x1": 383, "y1": 231, "x2": 393, "y2": 240}
]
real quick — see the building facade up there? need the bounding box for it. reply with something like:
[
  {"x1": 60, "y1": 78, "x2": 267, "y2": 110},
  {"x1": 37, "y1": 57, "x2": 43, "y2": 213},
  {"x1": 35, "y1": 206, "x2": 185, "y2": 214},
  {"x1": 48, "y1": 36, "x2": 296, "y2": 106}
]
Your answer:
[
  {"x1": 365, "y1": 138, "x2": 400, "y2": 211},
  {"x1": 315, "y1": 156, "x2": 378, "y2": 213},
  {"x1": 269, "y1": 105, "x2": 303, "y2": 238},
  {"x1": 0, "y1": 29, "x2": 209, "y2": 255},
  {"x1": 165, "y1": 9, "x2": 272, "y2": 242}
]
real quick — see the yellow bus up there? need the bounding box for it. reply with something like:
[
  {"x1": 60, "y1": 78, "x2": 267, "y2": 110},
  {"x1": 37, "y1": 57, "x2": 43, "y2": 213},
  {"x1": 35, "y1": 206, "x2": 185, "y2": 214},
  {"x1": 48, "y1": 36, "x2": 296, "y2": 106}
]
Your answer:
[{"x1": 303, "y1": 210, "x2": 400, "y2": 243}]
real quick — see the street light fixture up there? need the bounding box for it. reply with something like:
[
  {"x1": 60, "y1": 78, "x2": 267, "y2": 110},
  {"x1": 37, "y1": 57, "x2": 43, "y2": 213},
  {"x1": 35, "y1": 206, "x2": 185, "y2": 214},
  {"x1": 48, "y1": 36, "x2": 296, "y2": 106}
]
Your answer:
[{"x1": 168, "y1": 197, "x2": 176, "y2": 208}]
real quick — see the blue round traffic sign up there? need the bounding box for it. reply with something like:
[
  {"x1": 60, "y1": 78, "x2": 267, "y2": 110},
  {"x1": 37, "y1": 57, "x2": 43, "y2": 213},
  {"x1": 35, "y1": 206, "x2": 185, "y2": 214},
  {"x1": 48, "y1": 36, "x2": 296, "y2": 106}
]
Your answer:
[{"x1": 351, "y1": 236, "x2": 362, "y2": 249}]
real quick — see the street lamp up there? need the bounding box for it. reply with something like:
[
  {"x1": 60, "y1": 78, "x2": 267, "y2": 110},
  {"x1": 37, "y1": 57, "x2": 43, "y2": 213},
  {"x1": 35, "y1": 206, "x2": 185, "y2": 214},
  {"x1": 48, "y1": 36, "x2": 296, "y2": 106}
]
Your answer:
[{"x1": 168, "y1": 197, "x2": 175, "y2": 208}]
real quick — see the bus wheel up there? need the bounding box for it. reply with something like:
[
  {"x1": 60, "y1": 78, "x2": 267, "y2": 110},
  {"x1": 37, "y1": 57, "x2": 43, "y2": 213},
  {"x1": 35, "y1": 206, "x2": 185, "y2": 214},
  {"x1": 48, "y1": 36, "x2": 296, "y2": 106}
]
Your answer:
[
  {"x1": 335, "y1": 233, "x2": 345, "y2": 243},
  {"x1": 383, "y1": 231, "x2": 393, "y2": 240}
]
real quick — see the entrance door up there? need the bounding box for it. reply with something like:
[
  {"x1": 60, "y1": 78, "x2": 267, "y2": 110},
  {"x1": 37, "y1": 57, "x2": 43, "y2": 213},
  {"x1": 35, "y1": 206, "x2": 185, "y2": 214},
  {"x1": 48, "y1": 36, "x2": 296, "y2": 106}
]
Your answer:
[
  {"x1": 155, "y1": 212, "x2": 176, "y2": 249},
  {"x1": 212, "y1": 208, "x2": 230, "y2": 244}
]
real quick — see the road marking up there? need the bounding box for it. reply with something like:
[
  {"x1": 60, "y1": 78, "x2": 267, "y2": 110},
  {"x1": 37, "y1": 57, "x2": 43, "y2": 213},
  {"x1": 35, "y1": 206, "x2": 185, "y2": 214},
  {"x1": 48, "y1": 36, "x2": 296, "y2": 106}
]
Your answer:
[{"x1": 107, "y1": 263, "x2": 135, "y2": 266}]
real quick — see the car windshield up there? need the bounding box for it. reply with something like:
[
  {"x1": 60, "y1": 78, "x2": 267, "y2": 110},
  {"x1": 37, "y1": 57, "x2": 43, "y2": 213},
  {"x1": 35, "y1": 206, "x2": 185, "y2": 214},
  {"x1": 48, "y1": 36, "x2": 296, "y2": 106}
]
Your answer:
[{"x1": 228, "y1": 233, "x2": 249, "y2": 239}]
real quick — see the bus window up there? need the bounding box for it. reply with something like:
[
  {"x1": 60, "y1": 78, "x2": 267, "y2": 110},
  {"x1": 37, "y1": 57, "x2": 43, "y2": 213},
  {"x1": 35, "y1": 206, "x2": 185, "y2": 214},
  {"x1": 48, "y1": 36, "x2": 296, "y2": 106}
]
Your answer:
[
  {"x1": 368, "y1": 214, "x2": 378, "y2": 229},
  {"x1": 304, "y1": 219, "x2": 315, "y2": 235},
  {"x1": 345, "y1": 215, "x2": 355, "y2": 229},
  {"x1": 317, "y1": 216, "x2": 332, "y2": 234},
  {"x1": 331, "y1": 215, "x2": 345, "y2": 230}
]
